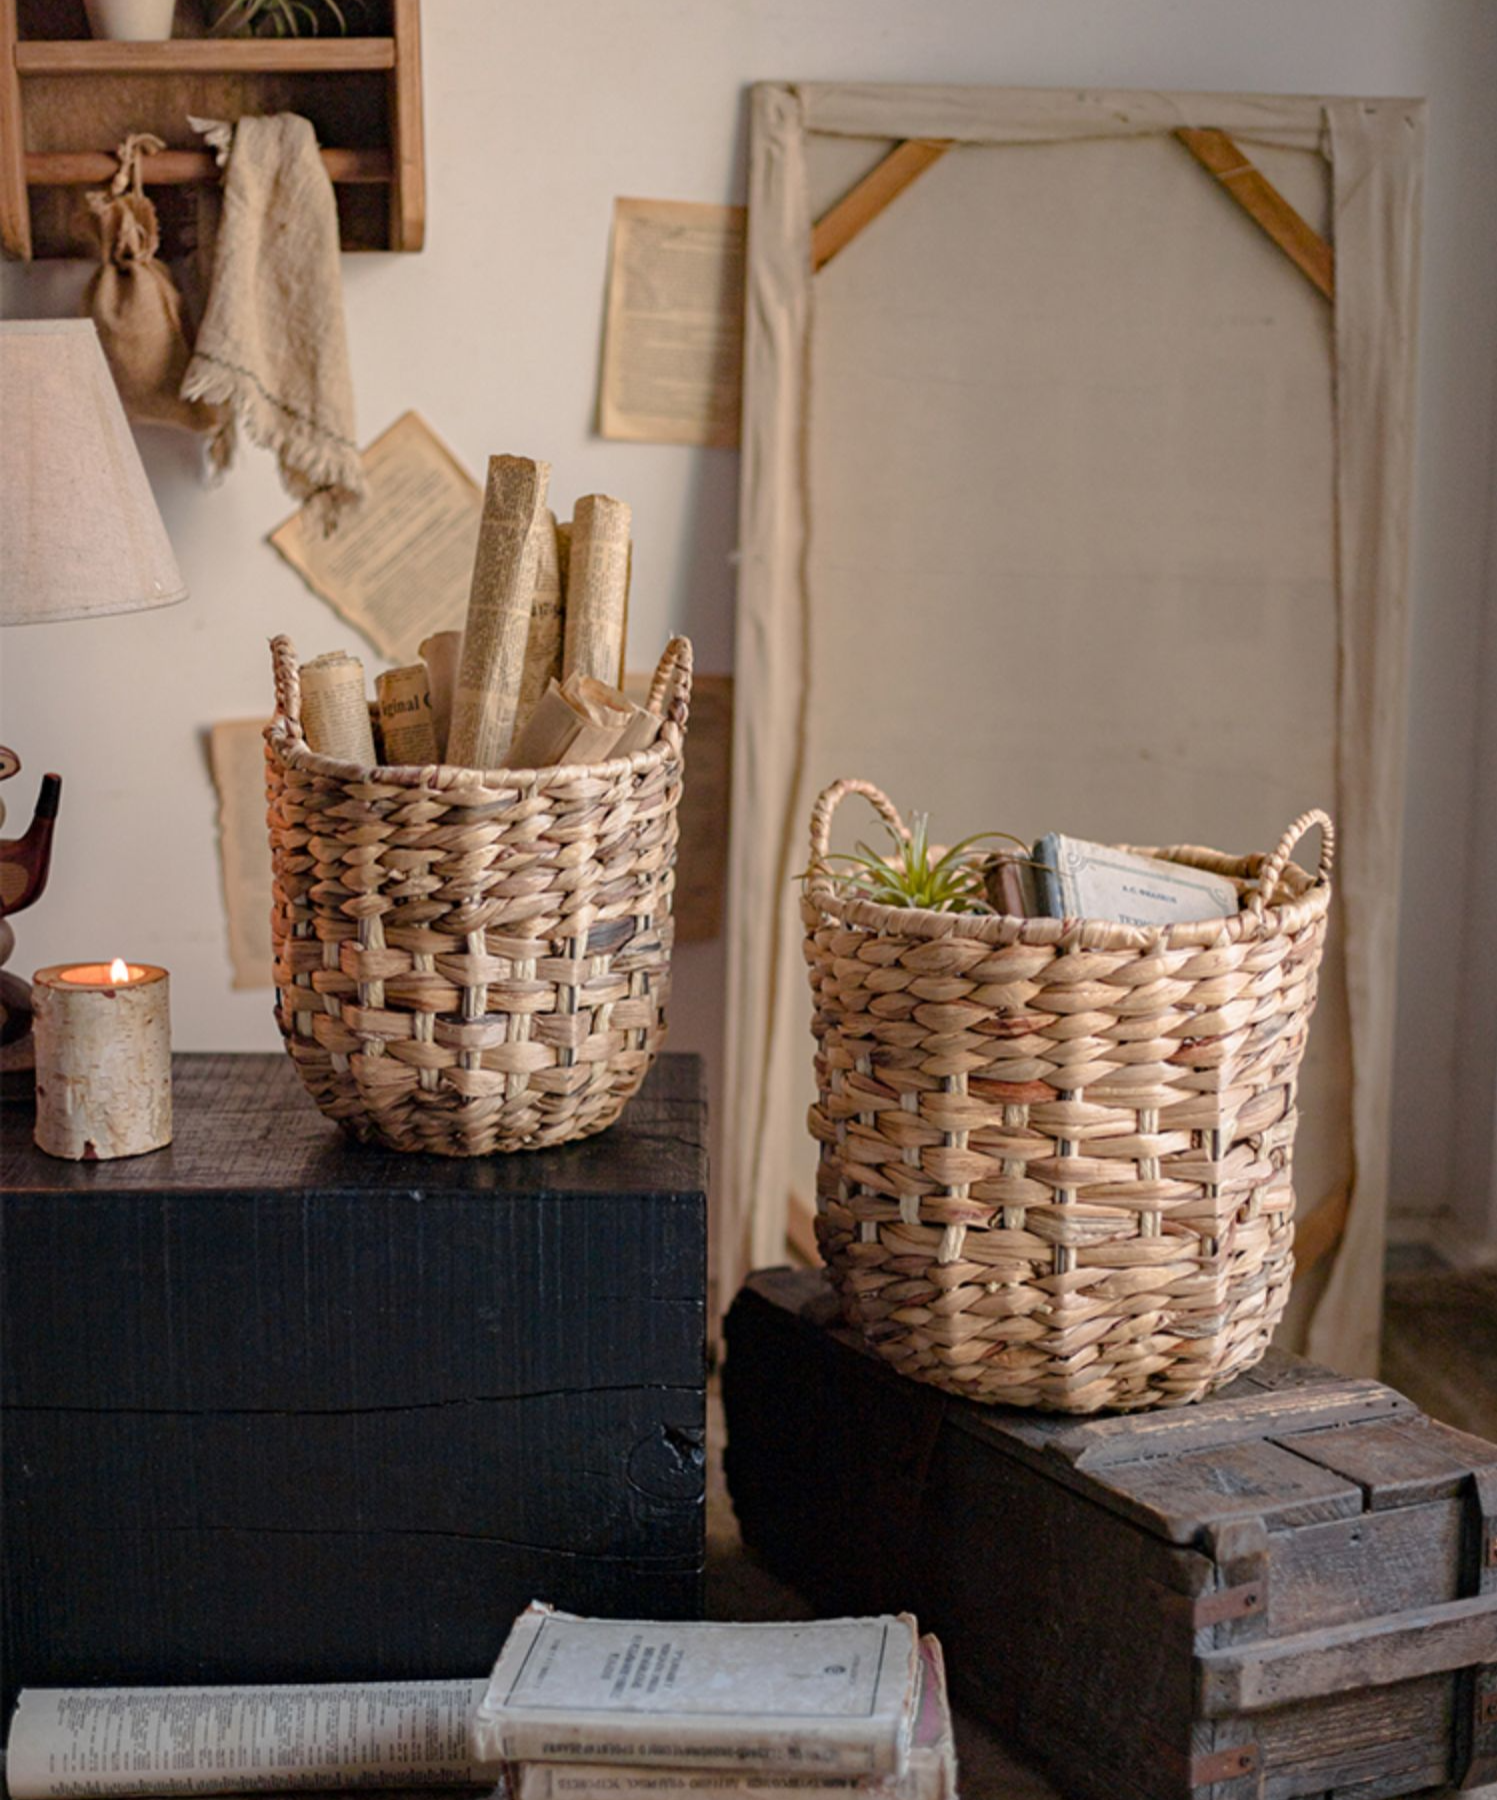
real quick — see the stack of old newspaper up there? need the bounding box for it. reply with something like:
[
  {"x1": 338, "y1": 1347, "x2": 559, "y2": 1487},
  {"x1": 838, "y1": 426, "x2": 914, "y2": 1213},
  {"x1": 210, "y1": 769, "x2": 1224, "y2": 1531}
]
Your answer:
[
  {"x1": 294, "y1": 453, "x2": 658, "y2": 774},
  {"x1": 476, "y1": 1605, "x2": 958, "y2": 1800}
]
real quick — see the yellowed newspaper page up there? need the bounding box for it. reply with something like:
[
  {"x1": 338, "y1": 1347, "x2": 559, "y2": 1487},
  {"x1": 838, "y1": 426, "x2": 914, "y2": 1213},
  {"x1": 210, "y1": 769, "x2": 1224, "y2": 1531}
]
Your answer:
[
  {"x1": 208, "y1": 719, "x2": 274, "y2": 991},
  {"x1": 269, "y1": 412, "x2": 482, "y2": 665},
  {"x1": 5, "y1": 1679, "x2": 493, "y2": 1798},
  {"x1": 599, "y1": 199, "x2": 746, "y2": 447}
]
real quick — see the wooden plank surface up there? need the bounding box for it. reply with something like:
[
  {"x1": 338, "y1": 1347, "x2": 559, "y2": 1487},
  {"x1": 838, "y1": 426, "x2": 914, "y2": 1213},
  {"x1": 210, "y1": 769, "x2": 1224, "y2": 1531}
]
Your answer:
[
  {"x1": 1278, "y1": 1414, "x2": 1497, "y2": 1511},
  {"x1": 387, "y1": 0, "x2": 424, "y2": 250},
  {"x1": 0, "y1": 0, "x2": 31, "y2": 258},
  {"x1": 811, "y1": 138, "x2": 950, "y2": 271},
  {"x1": 15, "y1": 37, "x2": 395, "y2": 73},
  {"x1": 1197, "y1": 1592, "x2": 1497, "y2": 1716},
  {"x1": 25, "y1": 148, "x2": 391, "y2": 184},
  {"x1": 1175, "y1": 127, "x2": 1334, "y2": 301},
  {"x1": 1, "y1": 1052, "x2": 708, "y2": 1711}
]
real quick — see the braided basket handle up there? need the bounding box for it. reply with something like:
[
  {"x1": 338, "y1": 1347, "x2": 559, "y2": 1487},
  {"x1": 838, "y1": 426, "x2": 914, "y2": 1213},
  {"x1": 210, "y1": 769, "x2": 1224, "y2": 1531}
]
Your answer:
[
  {"x1": 270, "y1": 634, "x2": 304, "y2": 740},
  {"x1": 809, "y1": 779, "x2": 908, "y2": 865},
  {"x1": 1251, "y1": 808, "x2": 1335, "y2": 913},
  {"x1": 648, "y1": 635, "x2": 693, "y2": 733}
]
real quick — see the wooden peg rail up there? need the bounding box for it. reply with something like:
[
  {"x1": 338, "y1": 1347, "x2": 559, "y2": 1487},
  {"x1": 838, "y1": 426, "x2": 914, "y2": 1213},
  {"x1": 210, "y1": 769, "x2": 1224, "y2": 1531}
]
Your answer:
[
  {"x1": 24, "y1": 147, "x2": 391, "y2": 185},
  {"x1": 0, "y1": 0, "x2": 424, "y2": 259}
]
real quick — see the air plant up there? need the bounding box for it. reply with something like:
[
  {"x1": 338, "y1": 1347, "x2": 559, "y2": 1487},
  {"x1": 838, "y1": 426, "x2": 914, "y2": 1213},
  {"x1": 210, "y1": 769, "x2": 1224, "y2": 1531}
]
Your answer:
[
  {"x1": 810, "y1": 812, "x2": 1028, "y2": 915},
  {"x1": 211, "y1": 0, "x2": 352, "y2": 35}
]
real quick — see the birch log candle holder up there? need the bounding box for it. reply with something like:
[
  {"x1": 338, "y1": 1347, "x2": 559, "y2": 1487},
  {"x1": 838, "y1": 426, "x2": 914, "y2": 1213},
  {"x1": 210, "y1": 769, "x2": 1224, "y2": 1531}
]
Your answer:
[{"x1": 32, "y1": 960, "x2": 172, "y2": 1160}]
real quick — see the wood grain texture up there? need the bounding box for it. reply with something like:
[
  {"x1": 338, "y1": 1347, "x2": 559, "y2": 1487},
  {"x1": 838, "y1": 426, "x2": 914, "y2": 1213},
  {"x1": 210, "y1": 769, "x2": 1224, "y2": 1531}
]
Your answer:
[
  {"x1": 810, "y1": 139, "x2": 950, "y2": 272},
  {"x1": 387, "y1": 0, "x2": 423, "y2": 251},
  {"x1": 724, "y1": 1268, "x2": 1497, "y2": 1800},
  {"x1": 0, "y1": 0, "x2": 31, "y2": 259},
  {"x1": 25, "y1": 147, "x2": 390, "y2": 183},
  {"x1": 15, "y1": 38, "x2": 396, "y2": 73},
  {"x1": 1, "y1": 1052, "x2": 707, "y2": 1711},
  {"x1": 1175, "y1": 127, "x2": 1335, "y2": 301}
]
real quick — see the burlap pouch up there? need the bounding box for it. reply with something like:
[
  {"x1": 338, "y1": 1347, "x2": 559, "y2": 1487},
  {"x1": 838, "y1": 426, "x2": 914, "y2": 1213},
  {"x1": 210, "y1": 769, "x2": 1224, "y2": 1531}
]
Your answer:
[{"x1": 84, "y1": 134, "x2": 219, "y2": 434}]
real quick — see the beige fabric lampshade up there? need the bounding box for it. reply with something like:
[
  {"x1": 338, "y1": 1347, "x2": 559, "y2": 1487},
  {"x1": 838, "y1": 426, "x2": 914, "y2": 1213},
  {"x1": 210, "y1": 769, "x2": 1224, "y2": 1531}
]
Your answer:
[{"x1": 1, "y1": 320, "x2": 187, "y2": 625}]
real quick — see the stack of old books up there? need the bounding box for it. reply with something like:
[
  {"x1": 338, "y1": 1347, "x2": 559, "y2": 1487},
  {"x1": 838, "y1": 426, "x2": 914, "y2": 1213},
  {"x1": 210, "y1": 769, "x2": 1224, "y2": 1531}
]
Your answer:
[{"x1": 475, "y1": 1605, "x2": 957, "y2": 1800}]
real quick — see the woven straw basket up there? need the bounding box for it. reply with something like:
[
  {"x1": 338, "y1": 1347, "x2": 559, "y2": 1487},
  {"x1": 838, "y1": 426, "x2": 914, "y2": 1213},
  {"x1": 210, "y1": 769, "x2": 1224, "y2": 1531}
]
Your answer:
[
  {"x1": 265, "y1": 633, "x2": 691, "y2": 1156},
  {"x1": 802, "y1": 780, "x2": 1334, "y2": 1413}
]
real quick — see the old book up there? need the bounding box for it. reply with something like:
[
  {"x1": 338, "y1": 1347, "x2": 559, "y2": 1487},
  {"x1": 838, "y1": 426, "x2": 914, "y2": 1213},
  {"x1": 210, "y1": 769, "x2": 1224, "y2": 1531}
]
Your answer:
[
  {"x1": 4, "y1": 1679, "x2": 493, "y2": 1798},
  {"x1": 473, "y1": 1605, "x2": 920, "y2": 1776},
  {"x1": 1032, "y1": 832, "x2": 1240, "y2": 925},
  {"x1": 512, "y1": 1637, "x2": 955, "y2": 1800},
  {"x1": 982, "y1": 850, "x2": 1038, "y2": 918}
]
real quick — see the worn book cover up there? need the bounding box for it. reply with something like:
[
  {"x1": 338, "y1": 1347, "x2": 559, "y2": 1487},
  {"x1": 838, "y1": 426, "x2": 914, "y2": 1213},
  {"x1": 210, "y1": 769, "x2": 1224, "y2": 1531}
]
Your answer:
[
  {"x1": 511, "y1": 1637, "x2": 955, "y2": 1800},
  {"x1": 474, "y1": 1606, "x2": 919, "y2": 1777},
  {"x1": 1033, "y1": 833, "x2": 1240, "y2": 926}
]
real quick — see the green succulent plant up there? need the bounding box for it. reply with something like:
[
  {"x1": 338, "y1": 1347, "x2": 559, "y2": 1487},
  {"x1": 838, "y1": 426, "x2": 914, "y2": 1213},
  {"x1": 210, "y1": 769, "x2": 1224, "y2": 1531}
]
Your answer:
[
  {"x1": 211, "y1": 0, "x2": 352, "y2": 35},
  {"x1": 811, "y1": 812, "x2": 1026, "y2": 914}
]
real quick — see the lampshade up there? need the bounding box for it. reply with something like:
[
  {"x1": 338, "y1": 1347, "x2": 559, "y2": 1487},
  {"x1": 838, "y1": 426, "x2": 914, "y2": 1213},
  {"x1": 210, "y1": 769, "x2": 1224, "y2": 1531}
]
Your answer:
[{"x1": 0, "y1": 320, "x2": 187, "y2": 626}]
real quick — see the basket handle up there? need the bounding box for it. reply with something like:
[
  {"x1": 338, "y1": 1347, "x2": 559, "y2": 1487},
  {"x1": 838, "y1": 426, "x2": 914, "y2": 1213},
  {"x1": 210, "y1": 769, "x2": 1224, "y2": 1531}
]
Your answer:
[
  {"x1": 648, "y1": 635, "x2": 693, "y2": 732},
  {"x1": 809, "y1": 779, "x2": 908, "y2": 865},
  {"x1": 1251, "y1": 808, "x2": 1335, "y2": 913},
  {"x1": 270, "y1": 634, "x2": 304, "y2": 739}
]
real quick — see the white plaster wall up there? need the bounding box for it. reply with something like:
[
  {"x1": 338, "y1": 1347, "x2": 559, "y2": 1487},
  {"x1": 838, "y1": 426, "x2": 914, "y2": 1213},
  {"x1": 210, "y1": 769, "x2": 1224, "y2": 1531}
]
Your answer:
[{"x1": 3, "y1": 0, "x2": 1494, "y2": 1251}]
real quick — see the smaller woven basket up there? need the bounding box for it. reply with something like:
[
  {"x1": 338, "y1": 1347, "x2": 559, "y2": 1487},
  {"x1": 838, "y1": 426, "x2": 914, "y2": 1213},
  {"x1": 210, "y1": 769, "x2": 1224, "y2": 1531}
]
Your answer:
[
  {"x1": 802, "y1": 780, "x2": 1335, "y2": 1413},
  {"x1": 265, "y1": 633, "x2": 691, "y2": 1156}
]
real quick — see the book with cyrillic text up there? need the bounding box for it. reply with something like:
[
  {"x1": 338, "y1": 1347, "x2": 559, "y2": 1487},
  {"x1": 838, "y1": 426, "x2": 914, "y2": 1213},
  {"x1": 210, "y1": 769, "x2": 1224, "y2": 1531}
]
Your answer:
[{"x1": 472, "y1": 1606, "x2": 921, "y2": 1777}]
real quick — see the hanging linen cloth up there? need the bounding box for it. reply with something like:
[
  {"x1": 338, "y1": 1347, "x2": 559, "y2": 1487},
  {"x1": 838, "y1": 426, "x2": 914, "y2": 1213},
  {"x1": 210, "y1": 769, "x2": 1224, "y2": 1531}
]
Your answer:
[{"x1": 182, "y1": 113, "x2": 367, "y2": 530}]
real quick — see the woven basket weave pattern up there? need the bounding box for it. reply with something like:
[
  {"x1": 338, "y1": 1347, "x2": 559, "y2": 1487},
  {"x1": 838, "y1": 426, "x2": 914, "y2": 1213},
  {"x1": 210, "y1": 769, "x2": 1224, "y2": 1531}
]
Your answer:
[
  {"x1": 265, "y1": 634, "x2": 691, "y2": 1156},
  {"x1": 803, "y1": 780, "x2": 1334, "y2": 1413}
]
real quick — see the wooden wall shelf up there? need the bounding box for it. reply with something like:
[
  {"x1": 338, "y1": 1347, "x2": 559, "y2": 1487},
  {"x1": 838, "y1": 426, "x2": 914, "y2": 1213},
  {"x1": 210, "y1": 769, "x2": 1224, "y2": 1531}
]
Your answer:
[{"x1": 0, "y1": 0, "x2": 423, "y2": 260}]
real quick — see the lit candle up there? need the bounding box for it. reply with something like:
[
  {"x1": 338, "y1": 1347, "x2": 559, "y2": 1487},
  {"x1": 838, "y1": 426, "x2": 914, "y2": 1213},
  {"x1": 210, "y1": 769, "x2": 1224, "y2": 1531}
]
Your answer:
[{"x1": 32, "y1": 960, "x2": 172, "y2": 1160}]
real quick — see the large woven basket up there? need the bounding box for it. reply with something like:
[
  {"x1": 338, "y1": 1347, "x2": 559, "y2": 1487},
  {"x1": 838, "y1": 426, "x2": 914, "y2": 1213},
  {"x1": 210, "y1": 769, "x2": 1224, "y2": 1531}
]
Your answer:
[
  {"x1": 802, "y1": 779, "x2": 1334, "y2": 1413},
  {"x1": 265, "y1": 633, "x2": 691, "y2": 1156}
]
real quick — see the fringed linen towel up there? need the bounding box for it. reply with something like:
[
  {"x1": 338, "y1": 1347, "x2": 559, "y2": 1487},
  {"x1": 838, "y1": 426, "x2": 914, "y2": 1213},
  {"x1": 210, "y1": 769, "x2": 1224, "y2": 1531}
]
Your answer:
[{"x1": 182, "y1": 113, "x2": 366, "y2": 530}]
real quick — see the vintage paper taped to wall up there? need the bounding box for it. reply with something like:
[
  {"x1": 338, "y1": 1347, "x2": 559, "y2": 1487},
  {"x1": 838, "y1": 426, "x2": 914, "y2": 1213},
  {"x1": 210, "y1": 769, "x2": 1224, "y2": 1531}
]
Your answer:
[
  {"x1": 626, "y1": 669, "x2": 732, "y2": 943},
  {"x1": 269, "y1": 412, "x2": 481, "y2": 665},
  {"x1": 599, "y1": 199, "x2": 747, "y2": 448},
  {"x1": 208, "y1": 719, "x2": 274, "y2": 991}
]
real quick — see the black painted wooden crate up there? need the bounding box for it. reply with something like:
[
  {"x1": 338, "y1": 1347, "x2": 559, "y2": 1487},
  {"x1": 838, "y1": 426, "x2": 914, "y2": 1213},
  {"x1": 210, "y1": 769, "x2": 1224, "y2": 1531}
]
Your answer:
[
  {"x1": 0, "y1": 1053, "x2": 708, "y2": 1712},
  {"x1": 724, "y1": 1269, "x2": 1497, "y2": 1800}
]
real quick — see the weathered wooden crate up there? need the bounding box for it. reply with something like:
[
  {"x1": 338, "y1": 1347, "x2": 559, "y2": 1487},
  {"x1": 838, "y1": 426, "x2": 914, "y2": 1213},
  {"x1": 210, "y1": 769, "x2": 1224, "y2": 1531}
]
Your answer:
[
  {"x1": 724, "y1": 1269, "x2": 1497, "y2": 1800},
  {"x1": 0, "y1": 1052, "x2": 708, "y2": 1715}
]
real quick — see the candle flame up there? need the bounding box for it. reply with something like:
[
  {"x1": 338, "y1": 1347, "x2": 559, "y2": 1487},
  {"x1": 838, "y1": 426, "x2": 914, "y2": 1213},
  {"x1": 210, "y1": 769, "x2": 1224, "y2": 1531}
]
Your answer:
[{"x1": 110, "y1": 957, "x2": 130, "y2": 984}]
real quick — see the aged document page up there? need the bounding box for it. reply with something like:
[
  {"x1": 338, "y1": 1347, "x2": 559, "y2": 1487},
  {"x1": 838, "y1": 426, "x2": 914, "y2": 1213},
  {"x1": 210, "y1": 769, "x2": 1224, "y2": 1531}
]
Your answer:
[
  {"x1": 208, "y1": 719, "x2": 274, "y2": 991},
  {"x1": 7, "y1": 1679, "x2": 492, "y2": 1797},
  {"x1": 599, "y1": 199, "x2": 746, "y2": 447},
  {"x1": 270, "y1": 412, "x2": 482, "y2": 665}
]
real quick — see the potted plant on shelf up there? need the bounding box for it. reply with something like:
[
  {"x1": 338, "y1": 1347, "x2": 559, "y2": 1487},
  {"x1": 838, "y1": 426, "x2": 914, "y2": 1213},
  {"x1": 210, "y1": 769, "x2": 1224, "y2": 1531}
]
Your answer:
[
  {"x1": 84, "y1": 0, "x2": 178, "y2": 39},
  {"x1": 209, "y1": 0, "x2": 353, "y2": 32}
]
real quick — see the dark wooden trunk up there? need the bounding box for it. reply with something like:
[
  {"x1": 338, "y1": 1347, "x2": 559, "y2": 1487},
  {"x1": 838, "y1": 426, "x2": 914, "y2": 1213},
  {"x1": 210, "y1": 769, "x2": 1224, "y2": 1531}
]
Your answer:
[
  {"x1": 0, "y1": 1052, "x2": 709, "y2": 1713},
  {"x1": 723, "y1": 1269, "x2": 1497, "y2": 1800}
]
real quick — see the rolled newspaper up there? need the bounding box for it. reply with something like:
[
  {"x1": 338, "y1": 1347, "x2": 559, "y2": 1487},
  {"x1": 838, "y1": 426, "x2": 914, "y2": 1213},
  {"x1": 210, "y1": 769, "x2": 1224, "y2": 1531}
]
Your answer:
[
  {"x1": 375, "y1": 664, "x2": 439, "y2": 765},
  {"x1": 562, "y1": 494, "x2": 631, "y2": 687},
  {"x1": 5, "y1": 1679, "x2": 493, "y2": 1798},
  {"x1": 299, "y1": 651, "x2": 377, "y2": 765},
  {"x1": 419, "y1": 629, "x2": 461, "y2": 762},
  {"x1": 513, "y1": 511, "x2": 564, "y2": 740},
  {"x1": 446, "y1": 456, "x2": 552, "y2": 769},
  {"x1": 555, "y1": 518, "x2": 572, "y2": 599}
]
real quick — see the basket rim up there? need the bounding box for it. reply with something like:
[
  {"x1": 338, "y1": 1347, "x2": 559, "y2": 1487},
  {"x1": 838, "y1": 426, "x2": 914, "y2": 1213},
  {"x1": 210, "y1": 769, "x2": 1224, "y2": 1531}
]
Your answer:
[
  {"x1": 803, "y1": 840, "x2": 1331, "y2": 952},
  {"x1": 264, "y1": 714, "x2": 682, "y2": 794}
]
